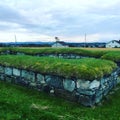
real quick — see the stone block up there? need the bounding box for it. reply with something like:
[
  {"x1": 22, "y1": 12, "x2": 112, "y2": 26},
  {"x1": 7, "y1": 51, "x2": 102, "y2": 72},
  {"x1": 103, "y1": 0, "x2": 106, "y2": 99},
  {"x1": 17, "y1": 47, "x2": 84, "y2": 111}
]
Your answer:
[
  {"x1": 117, "y1": 76, "x2": 120, "y2": 83},
  {"x1": 0, "y1": 74, "x2": 5, "y2": 80},
  {"x1": 70, "y1": 54, "x2": 76, "y2": 59},
  {"x1": 5, "y1": 76, "x2": 13, "y2": 83},
  {"x1": 37, "y1": 74, "x2": 45, "y2": 84},
  {"x1": 63, "y1": 79, "x2": 75, "y2": 92},
  {"x1": 5, "y1": 67, "x2": 12, "y2": 76},
  {"x1": 89, "y1": 80, "x2": 100, "y2": 89},
  {"x1": 18, "y1": 78, "x2": 29, "y2": 87},
  {"x1": 76, "y1": 55, "x2": 81, "y2": 59},
  {"x1": 21, "y1": 70, "x2": 35, "y2": 82},
  {"x1": 21, "y1": 70, "x2": 28, "y2": 77},
  {"x1": 45, "y1": 75, "x2": 63, "y2": 88},
  {"x1": 103, "y1": 87, "x2": 110, "y2": 96},
  {"x1": 13, "y1": 68, "x2": 21, "y2": 76},
  {"x1": 29, "y1": 82, "x2": 37, "y2": 88},
  {"x1": 100, "y1": 78, "x2": 105, "y2": 86},
  {"x1": 79, "y1": 95, "x2": 95, "y2": 107},
  {"x1": 95, "y1": 94, "x2": 103, "y2": 103},
  {"x1": 77, "y1": 79, "x2": 90, "y2": 89},
  {"x1": 17, "y1": 52, "x2": 25, "y2": 55},
  {"x1": 54, "y1": 88, "x2": 77, "y2": 101},
  {"x1": 77, "y1": 88, "x2": 95, "y2": 95},
  {"x1": 0, "y1": 66, "x2": 4, "y2": 73}
]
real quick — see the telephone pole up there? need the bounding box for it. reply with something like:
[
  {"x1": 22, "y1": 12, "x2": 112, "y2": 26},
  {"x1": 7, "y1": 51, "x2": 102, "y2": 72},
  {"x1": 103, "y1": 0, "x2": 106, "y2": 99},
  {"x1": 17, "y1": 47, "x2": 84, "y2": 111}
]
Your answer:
[
  {"x1": 14, "y1": 34, "x2": 17, "y2": 47},
  {"x1": 84, "y1": 33, "x2": 86, "y2": 47}
]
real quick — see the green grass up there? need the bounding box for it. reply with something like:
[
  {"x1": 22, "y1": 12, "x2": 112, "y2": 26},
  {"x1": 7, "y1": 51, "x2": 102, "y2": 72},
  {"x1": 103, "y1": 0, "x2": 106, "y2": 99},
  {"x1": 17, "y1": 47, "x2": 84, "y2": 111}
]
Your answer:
[
  {"x1": 101, "y1": 51, "x2": 120, "y2": 62},
  {"x1": 0, "y1": 55, "x2": 117, "y2": 80},
  {"x1": 1, "y1": 47, "x2": 120, "y2": 62},
  {"x1": 0, "y1": 47, "x2": 108, "y2": 58},
  {"x1": 0, "y1": 81, "x2": 120, "y2": 120}
]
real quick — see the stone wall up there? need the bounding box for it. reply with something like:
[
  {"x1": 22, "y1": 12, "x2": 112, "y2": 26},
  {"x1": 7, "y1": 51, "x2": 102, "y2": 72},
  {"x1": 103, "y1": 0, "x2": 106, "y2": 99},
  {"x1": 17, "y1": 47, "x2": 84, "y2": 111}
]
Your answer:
[
  {"x1": 0, "y1": 65, "x2": 119, "y2": 106},
  {"x1": 1, "y1": 50, "x2": 120, "y2": 67},
  {"x1": 1, "y1": 50, "x2": 92, "y2": 59}
]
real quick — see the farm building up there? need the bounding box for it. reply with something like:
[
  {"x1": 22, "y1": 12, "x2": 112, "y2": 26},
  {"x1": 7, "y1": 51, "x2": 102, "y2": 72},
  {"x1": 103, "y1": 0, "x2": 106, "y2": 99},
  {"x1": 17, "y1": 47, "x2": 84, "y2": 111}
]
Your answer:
[
  {"x1": 106, "y1": 40, "x2": 120, "y2": 48},
  {"x1": 52, "y1": 41, "x2": 69, "y2": 48}
]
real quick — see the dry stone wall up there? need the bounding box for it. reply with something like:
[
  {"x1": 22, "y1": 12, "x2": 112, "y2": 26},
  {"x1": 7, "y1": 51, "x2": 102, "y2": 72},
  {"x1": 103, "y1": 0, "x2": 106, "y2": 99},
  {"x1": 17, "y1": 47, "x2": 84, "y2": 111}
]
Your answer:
[
  {"x1": 0, "y1": 65, "x2": 119, "y2": 106},
  {"x1": 2, "y1": 50, "x2": 120, "y2": 67},
  {"x1": 1, "y1": 50, "x2": 93, "y2": 59}
]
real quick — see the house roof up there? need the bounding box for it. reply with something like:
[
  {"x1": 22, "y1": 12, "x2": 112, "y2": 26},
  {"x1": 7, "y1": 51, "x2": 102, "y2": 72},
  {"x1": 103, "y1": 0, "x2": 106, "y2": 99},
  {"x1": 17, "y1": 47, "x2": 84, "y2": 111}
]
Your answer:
[
  {"x1": 107, "y1": 40, "x2": 120, "y2": 44},
  {"x1": 52, "y1": 41, "x2": 68, "y2": 46}
]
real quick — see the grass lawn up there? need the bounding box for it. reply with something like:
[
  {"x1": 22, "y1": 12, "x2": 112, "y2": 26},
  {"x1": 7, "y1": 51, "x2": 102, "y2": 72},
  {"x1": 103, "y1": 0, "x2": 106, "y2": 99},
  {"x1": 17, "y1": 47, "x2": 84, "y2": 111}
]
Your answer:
[{"x1": 0, "y1": 81, "x2": 120, "y2": 120}]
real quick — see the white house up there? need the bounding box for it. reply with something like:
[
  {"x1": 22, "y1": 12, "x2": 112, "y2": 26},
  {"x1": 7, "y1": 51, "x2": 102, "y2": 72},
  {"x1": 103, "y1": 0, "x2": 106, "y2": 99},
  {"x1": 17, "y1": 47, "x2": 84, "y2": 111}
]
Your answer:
[
  {"x1": 106, "y1": 40, "x2": 120, "y2": 48},
  {"x1": 52, "y1": 41, "x2": 69, "y2": 48}
]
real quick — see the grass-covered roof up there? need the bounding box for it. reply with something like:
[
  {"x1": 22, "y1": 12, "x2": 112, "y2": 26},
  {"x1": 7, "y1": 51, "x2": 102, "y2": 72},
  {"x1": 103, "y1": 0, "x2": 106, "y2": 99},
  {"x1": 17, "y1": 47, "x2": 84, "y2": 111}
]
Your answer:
[{"x1": 0, "y1": 55, "x2": 117, "y2": 81}]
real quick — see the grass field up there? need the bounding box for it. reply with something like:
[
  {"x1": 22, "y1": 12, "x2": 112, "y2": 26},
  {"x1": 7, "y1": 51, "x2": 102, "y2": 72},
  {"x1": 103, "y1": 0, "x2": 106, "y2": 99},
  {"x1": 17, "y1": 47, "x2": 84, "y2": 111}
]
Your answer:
[
  {"x1": 0, "y1": 81, "x2": 120, "y2": 120},
  {"x1": 0, "y1": 47, "x2": 120, "y2": 120}
]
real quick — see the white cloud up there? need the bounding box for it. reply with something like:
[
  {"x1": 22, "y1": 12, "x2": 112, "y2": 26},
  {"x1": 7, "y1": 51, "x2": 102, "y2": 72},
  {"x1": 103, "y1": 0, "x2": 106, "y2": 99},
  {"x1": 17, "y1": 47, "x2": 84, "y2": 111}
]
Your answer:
[{"x1": 0, "y1": 0, "x2": 120, "y2": 42}]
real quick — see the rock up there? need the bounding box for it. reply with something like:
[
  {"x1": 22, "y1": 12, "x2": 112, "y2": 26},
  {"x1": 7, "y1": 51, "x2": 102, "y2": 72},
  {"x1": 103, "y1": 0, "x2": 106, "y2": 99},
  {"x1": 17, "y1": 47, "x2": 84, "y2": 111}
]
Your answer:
[
  {"x1": 78, "y1": 88, "x2": 95, "y2": 95},
  {"x1": 79, "y1": 95, "x2": 95, "y2": 107},
  {"x1": 21, "y1": 70, "x2": 35, "y2": 82},
  {"x1": 45, "y1": 75, "x2": 63, "y2": 89},
  {"x1": 29, "y1": 82, "x2": 37, "y2": 88},
  {"x1": 117, "y1": 76, "x2": 120, "y2": 83},
  {"x1": 0, "y1": 66, "x2": 4, "y2": 73},
  {"x1": 5, "y1": 67, "x2": 12, "y2": 76},
  {"x1": 37, "y1": 74, "x2": 45, "y2": 84},
  {"x1": 77, "y1": 79, "x2": 90, "y2": 89},
  {"x1": 13, "y1": 68, "x2": 21, "y2": 76},
  {"x1": 95, "y1": 94, "x2": 103, "y2": 103},
  {"x1": 63, "y1": 79, "x2": 75, "y2": 92},
  {"x1": 0, "y1": 74, "x2": 5, "y2": 80},
  {"x1": 89, "y1": 80, "x2": 100, "y2": 89}
]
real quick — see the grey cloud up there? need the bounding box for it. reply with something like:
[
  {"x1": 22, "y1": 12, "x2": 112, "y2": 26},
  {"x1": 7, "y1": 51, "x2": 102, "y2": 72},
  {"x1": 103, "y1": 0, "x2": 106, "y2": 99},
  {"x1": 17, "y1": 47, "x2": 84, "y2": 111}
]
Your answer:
[
  {"x1": 0, "y1": 4, "x2": 35, "y2": 32},
  {"x1": 0, "y1": 5, "x2": 24, "y2": 23}
]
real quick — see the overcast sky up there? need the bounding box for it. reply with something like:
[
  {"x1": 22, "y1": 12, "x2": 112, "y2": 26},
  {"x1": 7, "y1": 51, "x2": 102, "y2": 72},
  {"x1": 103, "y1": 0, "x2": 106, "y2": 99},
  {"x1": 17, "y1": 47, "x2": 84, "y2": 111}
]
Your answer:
[{"x1": 0, "y1": 0, "x2": 120, "y2": 43}]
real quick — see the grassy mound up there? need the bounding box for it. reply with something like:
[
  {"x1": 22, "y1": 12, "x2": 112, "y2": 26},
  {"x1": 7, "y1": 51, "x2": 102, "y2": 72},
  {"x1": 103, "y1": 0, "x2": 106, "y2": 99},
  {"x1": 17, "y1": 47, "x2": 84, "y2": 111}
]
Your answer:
[
  {"x1": 0, "y1": 55, "x2": 117, "y2": 80},
  {"x1": 0, "y1": 47, "x2": 107, "y2": 58},
  {"x1": 1, "y1": 47, "x2": 120, "y2": 61},
  {"x1": 0, "y1": 81, "x2": 120, "y2": 120},
  {"x1": 101, "y1": 51, "x2": 120, "y2": 63}
]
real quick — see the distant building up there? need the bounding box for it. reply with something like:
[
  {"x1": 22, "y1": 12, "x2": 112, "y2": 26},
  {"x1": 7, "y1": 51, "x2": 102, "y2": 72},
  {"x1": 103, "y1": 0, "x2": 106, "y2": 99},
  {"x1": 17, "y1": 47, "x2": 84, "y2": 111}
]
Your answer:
[
  {"x1": 52, "y1": 41, "x2": 69, "y2": 48},
  {"x1": 106, "y1": 40, "x2": 120, "y2": 48}
]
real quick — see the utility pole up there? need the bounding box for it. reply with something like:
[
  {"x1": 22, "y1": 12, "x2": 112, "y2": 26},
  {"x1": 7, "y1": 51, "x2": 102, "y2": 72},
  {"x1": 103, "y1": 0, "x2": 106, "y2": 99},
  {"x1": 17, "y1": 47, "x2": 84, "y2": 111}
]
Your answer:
[
  {"x1": 14, "y1": 34, "x2": 17, "y2": 47},
  {"x1": 84, "y1": 33, "x2": 86, "y2": 47}
]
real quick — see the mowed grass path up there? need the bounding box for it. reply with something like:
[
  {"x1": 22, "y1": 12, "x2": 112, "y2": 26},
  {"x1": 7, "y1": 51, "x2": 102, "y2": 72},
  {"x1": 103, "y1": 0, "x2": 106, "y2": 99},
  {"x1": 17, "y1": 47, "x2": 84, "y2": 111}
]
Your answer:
[{"x1": 0, "y1": 81, "x2": 120, "y2": 120}]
